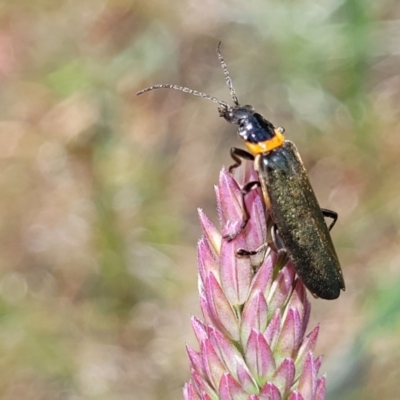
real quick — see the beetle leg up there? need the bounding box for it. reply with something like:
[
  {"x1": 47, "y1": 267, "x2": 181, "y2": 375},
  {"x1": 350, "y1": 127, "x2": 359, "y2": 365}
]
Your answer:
[
  {"x1": 223, "y1": 180, "x2": 261, "y2": 241},
  {"x1": 229, "y1": 147, "x2": 254, "y2": 173},
  {"x1": 236, "y1": 213, "x2": 276, "y2": 257},
  {"x1": 271, "y1": 225, "x2": 289, "y2": 268},
  {"x1": 236, "y1": 226, "x2": 288, "y2": 271},
  {"x1": 321, "y1": 208, "x2": 338, "y2": 231},
  {"x1": 271, "y1": 224, "x2": 286, "y2": 254},
  {"x1": 236, "y1": 242, "x2": 268, "y2": 257}
]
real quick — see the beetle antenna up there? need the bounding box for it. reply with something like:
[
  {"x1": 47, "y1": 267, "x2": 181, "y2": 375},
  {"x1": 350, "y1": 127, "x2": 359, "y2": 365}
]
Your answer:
[
  {"x1": 216, "y1": 42, "x2": 239, "y2": 106},
  {"x1": 136, "y1": 42, "x2": 239, "y2": 110},
  {"x1": 136, "y1": 84, "x2": 230, "y2": 110}
]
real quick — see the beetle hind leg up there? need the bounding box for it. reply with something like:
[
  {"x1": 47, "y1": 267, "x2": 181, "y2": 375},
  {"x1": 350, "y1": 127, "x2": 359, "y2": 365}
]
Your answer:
[{"x1": 321, "y1": 208, "x2": 338, "y2": 231}]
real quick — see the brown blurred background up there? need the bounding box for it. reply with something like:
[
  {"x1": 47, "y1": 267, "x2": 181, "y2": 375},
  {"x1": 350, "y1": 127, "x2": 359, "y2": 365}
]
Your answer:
[{"x1": 1, "y1": 1, "x2": 400, "y2": 399}]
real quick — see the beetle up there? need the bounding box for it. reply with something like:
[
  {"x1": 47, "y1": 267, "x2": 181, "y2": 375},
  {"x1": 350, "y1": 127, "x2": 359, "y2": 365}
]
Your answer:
[{"x1": 137, "y1": 43, "x2": 345, "y2": 299}]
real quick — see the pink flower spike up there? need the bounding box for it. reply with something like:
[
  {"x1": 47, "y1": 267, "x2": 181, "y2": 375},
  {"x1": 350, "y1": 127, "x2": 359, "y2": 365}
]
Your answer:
[
  {"x1": 272, "y1": 358, "x2": 295, "y2": 397},
  {"x1": 288, "y1": 392, "x2": 305, "y2": 400},
  {"x1": 217, "y1": 169, "x2": 245, "y2": 239},
  {"x1": 198, "y1": 208, "x2": 221, "y2": 255},
  {"x1": 220, "y1": 237, "x2": 252, "y2": 306},
  {"x1": 191, "y1": 368, "x2": 216, "y2": 399},
  {"x1": 201, "y1": 339, "x2": 226, "y2": 389},
  {"x1": 191, "y1": 316, "x2": 208, "y2": 344},
  {"x1": 218, "y1": 373, "x2": 248, "y2": 400},
  {"x1": 198, "y1": 238, "x2": 219, "y2": 286},
  {"x1": 274, "y1": 309, "x2": 295, "y2": 361},
  {"x1": 241, "y1": 290, "x2": 268, "y2": 348},
  {"x1": 184, "y1": 163, "x2": 329, "y2": 400},
  {"x1": 248, "y1": 254, "x2": 274, "y2": 295},
  {"x1": 296, "y1": 326, "x2": 319, "y2": 372},
  {"x1": 297, "y1": 352, "x2": 317, "y2": 400},
  {"x1": 285, "y1": 280, "x2": 310, "y2": 329},
  {"x1": 183, "y1": 382, "x2": 201, "y2": 400},
  {"x1": 186, "y1": 345, "x2": 205, "y2": 378},
  {"x1": 275, "y1": 308, "x2": 301, "y2": 361},
  {"x1": 208, "y1": 326, "x2": 244, "y2": 376},
  {"x1": 264, "y1": 310, "x2": 282, "y2": 352},
  {"x1": 245, "y1": 330, "x2": 275, "y2": 386},
  {"x1": 205, "y1": 273, "x2": 240, "y2": 341},
  {"x1": 268, "y1": 264, "x2": 296, "y2": 311},
  {"x1": 236, "y1": 361, "x2": 258, "y2": 394},
  {"x1": 259, "y1": 382, "x2": 282, "y2": 400},
  {"x1": 244, "y1": 192, "x2": 267, "y2": 262},
  {"x1": 199, "y1": 292, "x2": 213, "y2": 325},
  {"x1": 315, "y1": 376, "x2": 326, "y2": 400},
  {"x1": 314, "y1": 356, "x2": 322, "y2": 375},
  {"x1": 209, "y1": 325, "x2": 258, "y2": 394}
]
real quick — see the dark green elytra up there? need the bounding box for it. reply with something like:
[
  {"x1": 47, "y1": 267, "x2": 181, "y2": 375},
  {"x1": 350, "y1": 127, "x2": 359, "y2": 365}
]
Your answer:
[{"x1": 256, "y1": 140, "x2": 345, "y2": 299}]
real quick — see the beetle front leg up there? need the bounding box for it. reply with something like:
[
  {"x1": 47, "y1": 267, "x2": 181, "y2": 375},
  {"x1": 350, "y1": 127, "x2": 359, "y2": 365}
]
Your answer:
[
  {"x1": 223, "y1": 180, "x2": 261, "y2": 241},
  {"x1": 229, "y1": 147, "x2": 254, "y2": 173}
]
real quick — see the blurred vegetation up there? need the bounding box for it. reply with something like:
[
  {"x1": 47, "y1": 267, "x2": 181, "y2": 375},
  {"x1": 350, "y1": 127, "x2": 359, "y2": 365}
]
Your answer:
[{"x1": 0, "y1": 0, "x2": 400, "y2": 399}]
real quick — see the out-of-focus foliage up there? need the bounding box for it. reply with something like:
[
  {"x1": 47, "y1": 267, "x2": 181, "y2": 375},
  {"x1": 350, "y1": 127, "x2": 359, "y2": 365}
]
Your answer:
[{"x1": 0, "y1": 0, "x2": 400, "y2": 399}]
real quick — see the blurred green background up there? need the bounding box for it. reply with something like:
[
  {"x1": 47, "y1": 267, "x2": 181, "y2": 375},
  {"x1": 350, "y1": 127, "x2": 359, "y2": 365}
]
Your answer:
[{"x1": 1, "y1": 0, "x2": 400, "y2": 399}]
